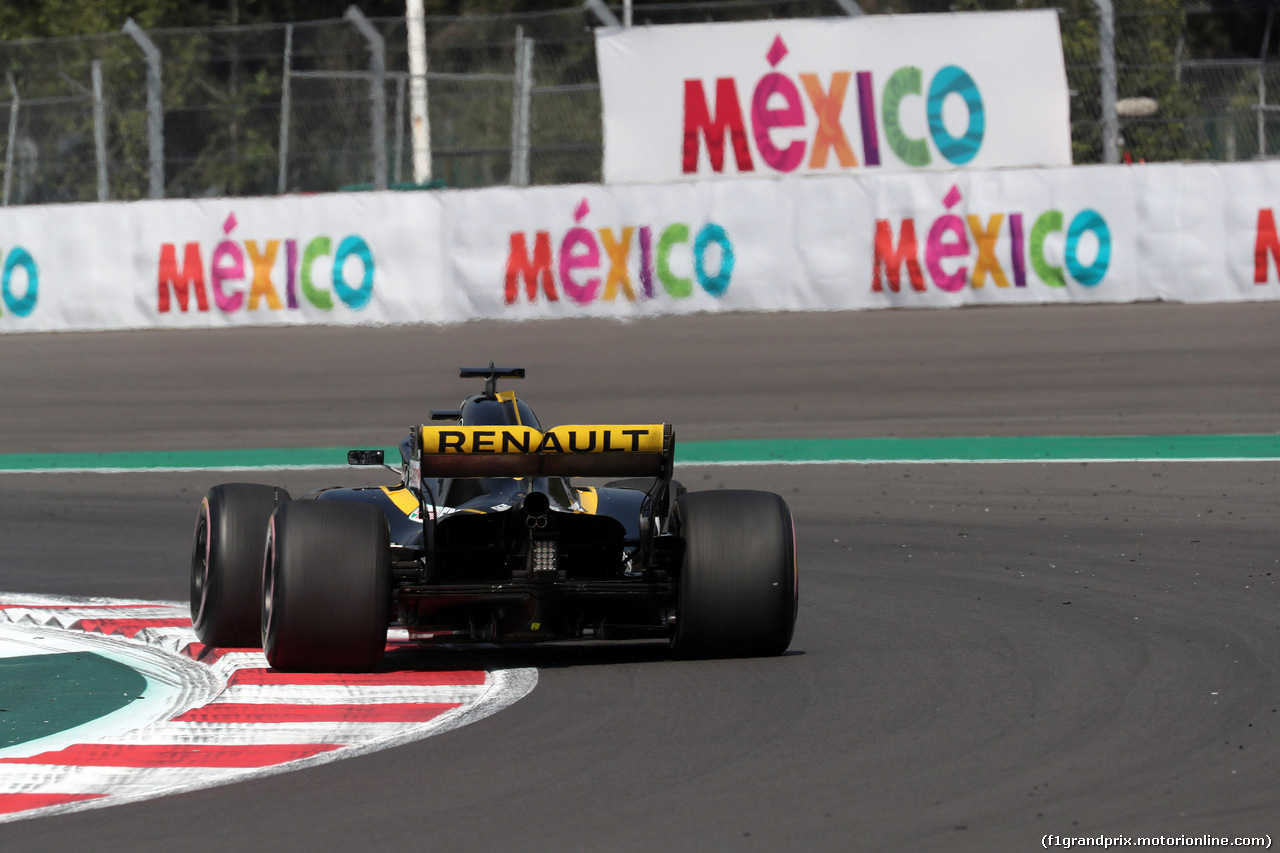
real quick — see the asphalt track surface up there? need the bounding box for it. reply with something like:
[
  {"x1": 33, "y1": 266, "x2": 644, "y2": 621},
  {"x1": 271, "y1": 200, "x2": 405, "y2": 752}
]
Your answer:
[{"x1": 2, "y1": 303, "x2": 1280, "y2": 851}]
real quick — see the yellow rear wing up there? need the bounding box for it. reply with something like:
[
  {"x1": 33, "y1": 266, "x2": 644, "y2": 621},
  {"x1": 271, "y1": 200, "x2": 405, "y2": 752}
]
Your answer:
[{"x1": 416, "y1": 423, "x2": 674, "y2": 479}]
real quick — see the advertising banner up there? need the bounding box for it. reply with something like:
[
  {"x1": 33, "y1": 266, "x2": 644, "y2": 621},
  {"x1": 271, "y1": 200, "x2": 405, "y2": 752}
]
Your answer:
[
  {"x1": 447, "y1": 166, "x2": 1132, "y2": 321},
  {"x1": 0, "y1": 192, "x2": 446, "y2": 333},
  {"x1": 449, "y1": 162, "x2": 1280, "y2": 320},
  {"x1": 596, "y1": 11, "x2": 1072, "y2": 185},
  {"x1": 4, "y1": 161, "x2": 1280, "y2": 334}
]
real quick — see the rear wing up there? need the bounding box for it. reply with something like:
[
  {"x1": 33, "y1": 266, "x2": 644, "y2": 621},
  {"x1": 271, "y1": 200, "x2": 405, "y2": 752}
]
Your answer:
[{"x1": 415, "y1": 423, "x2": 674, "y2": 480}]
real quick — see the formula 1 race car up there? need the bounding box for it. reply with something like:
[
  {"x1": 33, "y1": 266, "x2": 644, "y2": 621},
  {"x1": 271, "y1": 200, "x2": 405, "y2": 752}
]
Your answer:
[{"x1": 190, "y1": 365, "x2": 797, "y2": 671}]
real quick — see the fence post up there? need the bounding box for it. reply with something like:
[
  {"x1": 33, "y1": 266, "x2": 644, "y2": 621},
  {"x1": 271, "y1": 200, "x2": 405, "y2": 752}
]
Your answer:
[
  {"x1": 407, "y1": 0, "x2": 432, "y2": 184},
  {"x1": 122, "y1": 18, "x2": 165, "y2": 199},
  {"x1": 584, "y1": 0, "x2": 620, "y2": 28},
  {"x1": 393, "y1": 74, "x2": 406, "y2": 185},
  {"x1": 92, "y1": 60, "x2": 108, "y2": 201},
  {"x1": 3, "y1": 74, "x2": 18, "y2": 207},
  {"x1": 1259, "y1": 8, "x2": 1274, "y2": 159},
  {"x1": 278, "y1": 23, "x2": 293, "y2": 194},
  {"x1": 510, "y1": 29, "x2": 533, "y2": 187},
  {"x1": 1093, "y1": 0, "x2": 1119, "y2": 164},
  {"x1": 345, "y1": 6, "x2": 388, "y2": 191}
]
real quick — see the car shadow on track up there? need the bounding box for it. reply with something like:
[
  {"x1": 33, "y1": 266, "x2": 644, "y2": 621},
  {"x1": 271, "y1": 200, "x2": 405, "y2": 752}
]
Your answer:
[{"x1": 375, "y1": 641, "x2": 804, "y2": 674}]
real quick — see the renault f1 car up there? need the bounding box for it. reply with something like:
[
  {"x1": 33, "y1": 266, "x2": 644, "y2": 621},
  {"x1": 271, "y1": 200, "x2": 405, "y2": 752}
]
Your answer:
[{"x1": 190, "y1": 365, "x2": 797, "y2": 672}]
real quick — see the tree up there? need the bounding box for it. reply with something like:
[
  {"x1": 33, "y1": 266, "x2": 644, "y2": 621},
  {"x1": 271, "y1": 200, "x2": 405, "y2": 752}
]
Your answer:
[{"x1": 0, "y1": 0, "x2": 579, "y2": 40}]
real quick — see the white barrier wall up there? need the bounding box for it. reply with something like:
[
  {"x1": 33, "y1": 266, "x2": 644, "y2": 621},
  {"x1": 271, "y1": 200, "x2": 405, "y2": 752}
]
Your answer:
[
  {"x1": 2, "y1": 160, "x2": 1280, "y2": 333},
  {"x1": 0, "y1": 192, "x2": 448, "y2": 332}
]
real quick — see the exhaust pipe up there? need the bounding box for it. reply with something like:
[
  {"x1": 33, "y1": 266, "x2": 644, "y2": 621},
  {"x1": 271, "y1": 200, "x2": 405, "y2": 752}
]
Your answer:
[{"x1": 520, "y1": 490, "x2": 550, "y2": 528}]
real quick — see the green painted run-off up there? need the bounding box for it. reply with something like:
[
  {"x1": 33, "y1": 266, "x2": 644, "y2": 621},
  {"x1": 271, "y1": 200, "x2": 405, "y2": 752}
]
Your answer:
[
  {"x1": 677, "y1": 434, "x2": 1280, "y2": 464},
  {"x1": 0, "y1": 652, "x2": 147, "y2": 748},
  {"x1": 2, "y1": 435, "x2": 1280, "y2": 472}
]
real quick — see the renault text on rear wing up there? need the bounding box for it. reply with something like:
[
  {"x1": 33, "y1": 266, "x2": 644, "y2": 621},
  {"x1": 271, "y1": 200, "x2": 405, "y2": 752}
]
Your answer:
[{"x1": 416, "y1": 424, "x2": 673, "y2": 479}]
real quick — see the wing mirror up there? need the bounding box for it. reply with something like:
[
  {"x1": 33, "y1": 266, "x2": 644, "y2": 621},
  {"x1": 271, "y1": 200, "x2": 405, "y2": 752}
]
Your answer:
[{"x1": 347, "y1": 449, "x2": 386, "y2": 466}]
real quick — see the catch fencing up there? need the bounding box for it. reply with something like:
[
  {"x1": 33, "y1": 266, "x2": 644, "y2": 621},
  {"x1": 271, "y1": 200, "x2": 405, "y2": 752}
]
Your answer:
[{"x1": 0, "y1": 0, "x2": 1274, "y2": 205}]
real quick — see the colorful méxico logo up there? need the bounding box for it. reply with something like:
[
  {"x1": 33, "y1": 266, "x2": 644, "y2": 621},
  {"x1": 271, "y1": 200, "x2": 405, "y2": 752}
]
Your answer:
[
  {"x1": 157, "y1": 213, "x2": 375, "y2": 314},
  {"x1": 873, "y1": 185, "x2": 1112, "y2": 293},
  {"x1": 0, "y1": 246, "x2": 38, "y2": 318},
  {"x1": 683, "y1": 34, "x2": 985, "y2": 176},
  {"x1": 504, "y1": 199, "x2": 734, "y2": 306},
  {"x1": 1254, "y1": 209, "x2": 1280, "y2": 283}
]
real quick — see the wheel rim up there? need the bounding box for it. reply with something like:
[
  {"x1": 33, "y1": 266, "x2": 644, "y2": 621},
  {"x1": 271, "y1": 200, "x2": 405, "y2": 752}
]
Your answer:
[
  {"x1": 190, "y1": 503, "x2": 211, "y2": 625},
  {"x1": 261, "y1": 519, "x2": 277, "y2": 652}
]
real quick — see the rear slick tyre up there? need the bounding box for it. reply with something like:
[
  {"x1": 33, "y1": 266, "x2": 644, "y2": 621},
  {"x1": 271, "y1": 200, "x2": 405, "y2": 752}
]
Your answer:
[
  {"x1": 191, "y1": 483, "x2": 291, "y2": 648},
  {"x1": 672, "y1": 490, "x2": 798, "y2": 659},
  {"x1": 262, "y1": 500, "x2": 391, "y2": 673}
]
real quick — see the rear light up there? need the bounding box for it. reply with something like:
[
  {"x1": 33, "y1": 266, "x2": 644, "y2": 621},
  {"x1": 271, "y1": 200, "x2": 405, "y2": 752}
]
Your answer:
[{"x1": 531, "y1": 538, "x2": 558, "y2": 577}]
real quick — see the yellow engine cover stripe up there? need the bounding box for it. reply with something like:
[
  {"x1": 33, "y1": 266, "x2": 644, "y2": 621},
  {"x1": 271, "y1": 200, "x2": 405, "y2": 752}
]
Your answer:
[{"x1": 381, "y1": 486, "x2": 420, "y2": 516}]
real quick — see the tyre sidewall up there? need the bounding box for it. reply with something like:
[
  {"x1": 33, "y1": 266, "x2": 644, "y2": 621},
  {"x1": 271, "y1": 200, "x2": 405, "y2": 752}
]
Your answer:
[
  {"x1": 674, "y1": 490, "x2": 797, "y2": 658},
  {"x1": 263, "y1": 500, "x2": 391, "y2": 672},
  {"x1": 191, "y1": 483, "x2": 289, "y2": 648}
]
